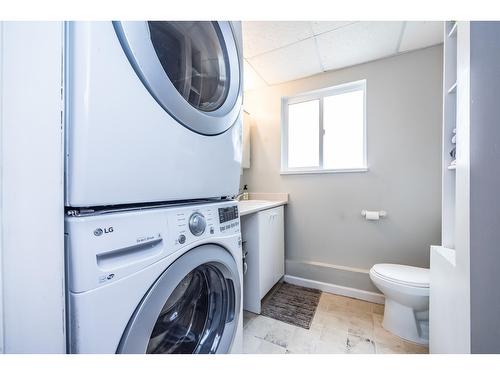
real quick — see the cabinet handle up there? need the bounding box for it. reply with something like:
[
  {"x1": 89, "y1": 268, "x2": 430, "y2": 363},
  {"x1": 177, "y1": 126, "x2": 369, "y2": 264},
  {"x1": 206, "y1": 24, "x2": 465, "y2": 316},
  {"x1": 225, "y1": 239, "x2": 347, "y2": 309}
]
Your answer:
[{"x1": 268, "y1": 212, "x2": 278, "y2": 223}]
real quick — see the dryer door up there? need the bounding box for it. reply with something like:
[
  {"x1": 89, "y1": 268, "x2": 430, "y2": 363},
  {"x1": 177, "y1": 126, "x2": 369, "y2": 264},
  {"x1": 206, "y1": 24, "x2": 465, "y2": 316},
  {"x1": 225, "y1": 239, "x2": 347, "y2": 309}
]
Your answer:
[
  {"x1": 113, "y1": 21, "x2": 242, "y2": 136},
  {"x1": 118, "y1": 244, "x2": 241, "y2": 354}
]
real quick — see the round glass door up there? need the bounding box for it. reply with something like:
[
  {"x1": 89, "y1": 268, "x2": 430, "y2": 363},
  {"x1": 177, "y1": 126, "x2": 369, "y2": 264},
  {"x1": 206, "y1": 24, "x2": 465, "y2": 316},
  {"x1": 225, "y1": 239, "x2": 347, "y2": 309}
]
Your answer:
[
  {"x1": 117, "y1": 244, "x2": 240, "y2": 354},
  {"x1": 147, "y1": 264, "x2": 231, "y2": 354},
  {"x1": 113, "y1": 21, "x2": 242, "y2": 136},
  {"x1": 148, "y1": 21, "x2": 229, "y2": 113}
]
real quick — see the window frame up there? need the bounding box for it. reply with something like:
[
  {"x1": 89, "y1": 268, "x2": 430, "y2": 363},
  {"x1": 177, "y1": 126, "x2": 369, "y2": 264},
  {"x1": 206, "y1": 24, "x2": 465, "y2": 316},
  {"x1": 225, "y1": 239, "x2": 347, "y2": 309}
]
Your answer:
[{"x1": 280, "y1": 79, "x2": 368, "y2": 175}]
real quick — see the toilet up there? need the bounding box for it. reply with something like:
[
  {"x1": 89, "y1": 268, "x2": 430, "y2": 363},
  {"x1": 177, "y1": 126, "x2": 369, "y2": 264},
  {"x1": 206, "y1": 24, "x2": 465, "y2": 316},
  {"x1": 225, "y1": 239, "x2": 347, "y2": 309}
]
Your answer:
[{"x1": 369, "y1": 263, "x2": 430, "y2": 346}]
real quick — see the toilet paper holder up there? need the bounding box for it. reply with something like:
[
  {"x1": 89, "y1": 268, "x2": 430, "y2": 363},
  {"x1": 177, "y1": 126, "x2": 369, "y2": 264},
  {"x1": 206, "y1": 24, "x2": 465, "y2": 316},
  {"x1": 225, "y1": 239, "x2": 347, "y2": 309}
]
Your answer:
[{"x1": 361, "y1": 210, "x2": 387, "y2": 218}]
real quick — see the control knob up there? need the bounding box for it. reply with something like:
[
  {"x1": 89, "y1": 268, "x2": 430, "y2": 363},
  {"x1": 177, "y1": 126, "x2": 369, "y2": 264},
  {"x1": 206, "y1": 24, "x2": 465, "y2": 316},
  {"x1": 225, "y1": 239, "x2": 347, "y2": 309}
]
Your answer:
[{"x1": 189, "y1": 212, "x2": 206, "y2": 236}]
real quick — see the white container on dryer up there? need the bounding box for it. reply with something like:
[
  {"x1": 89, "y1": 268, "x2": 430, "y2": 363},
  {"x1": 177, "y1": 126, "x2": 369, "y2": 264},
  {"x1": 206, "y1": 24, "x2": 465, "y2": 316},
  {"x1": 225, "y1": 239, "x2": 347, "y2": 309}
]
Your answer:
[
  {"x1": 65, "y1": 200, "x2": 243, "y2": 353},
  {"x1": 65, "y1": 21, "x2": 243, "y2": 207}
]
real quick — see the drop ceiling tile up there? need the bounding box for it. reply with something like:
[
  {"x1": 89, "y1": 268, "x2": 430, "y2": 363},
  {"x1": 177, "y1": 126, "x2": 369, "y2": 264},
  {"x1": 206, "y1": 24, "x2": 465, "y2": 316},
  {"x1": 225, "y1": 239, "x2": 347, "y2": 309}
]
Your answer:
[
  {"x1": 243, "y1": 59, "x2": 268, "y2": 91},
  {"x1": 316, "y1": 21, "x2": 404, "y2": 71},
  {"x1": 399, "y1": 21, "x2": 444, "y2": 52},
  {"x1": 310, "y1": 21, "x2": 358, "y2": 35},
  {"x1": 248, "y1": 38, "x2": 323, "y2": 85},
  {"x1": 242, "y1": 21, "x2": 314, "y2": 58}
]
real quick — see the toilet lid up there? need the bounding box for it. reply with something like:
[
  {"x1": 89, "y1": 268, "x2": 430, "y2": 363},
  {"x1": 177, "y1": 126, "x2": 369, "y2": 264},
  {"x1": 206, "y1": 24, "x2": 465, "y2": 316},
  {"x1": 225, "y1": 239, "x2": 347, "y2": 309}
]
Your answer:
[{"x1": 371, "y1": 264, "x2": 429, "y2": 288}]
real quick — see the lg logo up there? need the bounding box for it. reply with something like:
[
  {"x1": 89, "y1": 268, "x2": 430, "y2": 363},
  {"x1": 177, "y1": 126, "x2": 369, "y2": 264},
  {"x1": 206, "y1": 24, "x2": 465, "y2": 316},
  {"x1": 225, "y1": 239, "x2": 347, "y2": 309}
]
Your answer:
[{"x1": 94, "y1": 227, "x2": 114, "y2": 236}]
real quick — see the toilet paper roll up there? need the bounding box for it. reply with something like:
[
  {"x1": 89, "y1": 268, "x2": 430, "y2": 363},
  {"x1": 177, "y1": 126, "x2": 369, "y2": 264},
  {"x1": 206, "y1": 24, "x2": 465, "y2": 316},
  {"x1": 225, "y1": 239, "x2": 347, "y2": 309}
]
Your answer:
[{"x1": 365, "y1": 211, "x2": 380, "y2": 220}]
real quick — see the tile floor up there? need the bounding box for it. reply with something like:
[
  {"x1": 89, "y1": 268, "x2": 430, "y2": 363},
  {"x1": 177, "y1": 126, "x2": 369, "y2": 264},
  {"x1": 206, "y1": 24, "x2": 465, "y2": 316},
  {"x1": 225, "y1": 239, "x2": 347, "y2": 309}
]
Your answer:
[{"x1": 243, "y1": 292, "x2": 429, "y2": 354}]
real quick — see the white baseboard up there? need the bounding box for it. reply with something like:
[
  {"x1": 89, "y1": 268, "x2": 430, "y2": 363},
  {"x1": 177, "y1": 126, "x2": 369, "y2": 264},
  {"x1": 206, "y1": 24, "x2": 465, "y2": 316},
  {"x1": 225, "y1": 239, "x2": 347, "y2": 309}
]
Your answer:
[{"x1": 284, "y1": 275, "x2": 385, "y2": 305}]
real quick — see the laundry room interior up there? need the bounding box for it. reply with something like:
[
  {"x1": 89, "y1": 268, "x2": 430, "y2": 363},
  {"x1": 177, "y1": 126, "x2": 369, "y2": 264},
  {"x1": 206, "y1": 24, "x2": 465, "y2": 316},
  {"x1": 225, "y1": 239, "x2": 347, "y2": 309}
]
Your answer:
[{"x1": 1, "y1": 2, "x2": 500, "y2": 365}]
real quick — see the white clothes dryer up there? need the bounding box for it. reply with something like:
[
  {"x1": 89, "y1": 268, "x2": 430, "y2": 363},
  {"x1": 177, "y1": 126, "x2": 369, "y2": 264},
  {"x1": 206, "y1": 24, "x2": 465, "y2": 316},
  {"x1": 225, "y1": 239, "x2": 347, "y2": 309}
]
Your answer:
[
  {"x1": 65, "y1": 21, "x2": 243, "y2": 207},
  {"x1": 65, "y1": 200, "x2": 243, "y2": 353}
]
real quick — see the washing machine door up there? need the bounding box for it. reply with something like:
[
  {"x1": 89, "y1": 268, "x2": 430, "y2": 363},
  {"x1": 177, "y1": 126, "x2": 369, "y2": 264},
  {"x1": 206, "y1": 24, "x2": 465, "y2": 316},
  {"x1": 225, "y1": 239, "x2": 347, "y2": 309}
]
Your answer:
[
  {"x1": 113, "y1": 21, "x2": 242, "y2": 136},
  {"x1": 118, "y1": 244, "x2": 241, "y2": 354}
]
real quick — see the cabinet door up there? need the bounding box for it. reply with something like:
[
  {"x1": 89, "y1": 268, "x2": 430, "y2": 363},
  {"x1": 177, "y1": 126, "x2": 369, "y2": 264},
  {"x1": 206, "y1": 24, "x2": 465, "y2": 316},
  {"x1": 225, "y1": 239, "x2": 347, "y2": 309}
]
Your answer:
[
  {"x1": 272, "y1": 206, "x2": 285, "y2": 284},
  {"x1": 258, "y1": 209, "x2": 276, "y2": 299},
  {"x1": 258, "y1": 206, "x2": 285, "y2": 298}
]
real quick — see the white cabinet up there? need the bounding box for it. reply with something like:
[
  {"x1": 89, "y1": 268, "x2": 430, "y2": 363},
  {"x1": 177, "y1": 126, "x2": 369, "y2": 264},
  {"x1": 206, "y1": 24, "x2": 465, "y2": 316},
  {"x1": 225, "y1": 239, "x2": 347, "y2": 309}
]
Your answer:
[{"x1": 241, "y1": 206, "x2": 285, "y2": 314}]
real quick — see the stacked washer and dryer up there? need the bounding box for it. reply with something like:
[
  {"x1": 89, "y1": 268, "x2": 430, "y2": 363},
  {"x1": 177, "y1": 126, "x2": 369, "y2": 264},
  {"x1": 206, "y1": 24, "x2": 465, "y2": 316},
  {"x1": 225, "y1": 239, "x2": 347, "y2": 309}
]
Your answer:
[{"x1": 64, "y1": 21, "x2": 244, "y2": 354}]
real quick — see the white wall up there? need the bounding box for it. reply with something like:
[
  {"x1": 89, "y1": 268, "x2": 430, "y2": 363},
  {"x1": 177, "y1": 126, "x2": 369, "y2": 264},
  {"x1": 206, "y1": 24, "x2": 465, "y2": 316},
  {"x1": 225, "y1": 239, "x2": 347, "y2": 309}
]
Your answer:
[
  {"x1": 242, "y1": 45, "x2": 443, "y2": 293},
  {"x1": 0, "y1": 21, "x2": 65, "y2": 353}
]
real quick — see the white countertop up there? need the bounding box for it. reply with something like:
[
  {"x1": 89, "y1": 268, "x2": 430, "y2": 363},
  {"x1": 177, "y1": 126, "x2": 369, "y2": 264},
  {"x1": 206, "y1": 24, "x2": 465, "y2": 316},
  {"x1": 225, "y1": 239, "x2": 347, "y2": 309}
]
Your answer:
[{"x1": 238, "y1": 193, "x2": 288, "y2": 216}]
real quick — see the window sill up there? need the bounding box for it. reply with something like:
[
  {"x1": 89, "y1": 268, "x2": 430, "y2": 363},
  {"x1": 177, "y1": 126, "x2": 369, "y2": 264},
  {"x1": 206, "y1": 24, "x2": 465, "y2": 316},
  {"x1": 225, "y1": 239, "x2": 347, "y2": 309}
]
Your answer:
[{"x1": 280, "y1": 167, "x2": 369, "y2": 175}]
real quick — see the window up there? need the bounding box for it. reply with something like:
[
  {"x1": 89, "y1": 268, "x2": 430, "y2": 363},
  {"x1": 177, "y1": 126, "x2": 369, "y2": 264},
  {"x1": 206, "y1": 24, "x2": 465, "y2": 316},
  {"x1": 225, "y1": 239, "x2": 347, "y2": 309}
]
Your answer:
[{"x1": 281, "y1": 80, "x2": 367, "y2": 174}]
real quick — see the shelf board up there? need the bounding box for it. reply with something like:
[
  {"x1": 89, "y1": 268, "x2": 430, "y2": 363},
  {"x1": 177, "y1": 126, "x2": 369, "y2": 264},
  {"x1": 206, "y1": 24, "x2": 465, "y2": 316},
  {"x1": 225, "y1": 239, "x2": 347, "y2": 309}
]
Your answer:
[
  {"x1": 447, "y1": 82, "x2": 457, "y2": 94},
  {"x1": 448, "y1": 22, "x2": 457, "y2": 38}
]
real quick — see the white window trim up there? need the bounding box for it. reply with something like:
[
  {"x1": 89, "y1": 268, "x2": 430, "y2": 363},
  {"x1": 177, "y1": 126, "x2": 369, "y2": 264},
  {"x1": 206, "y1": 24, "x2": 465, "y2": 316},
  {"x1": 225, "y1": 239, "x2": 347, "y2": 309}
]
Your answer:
[{"x1": 280, "y1": 79, "x2": 368, "y2": 175}]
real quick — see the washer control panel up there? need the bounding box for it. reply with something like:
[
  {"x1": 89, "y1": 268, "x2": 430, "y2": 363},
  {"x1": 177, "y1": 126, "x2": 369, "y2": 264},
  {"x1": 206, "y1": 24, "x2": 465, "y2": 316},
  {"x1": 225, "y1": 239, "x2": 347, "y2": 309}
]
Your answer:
[
  {"x1": 66, "y1": 200, "x2": 242, "y2": 293},
  {"x1": 173, "y1": 202, "x2": 240, "y2": 247}
]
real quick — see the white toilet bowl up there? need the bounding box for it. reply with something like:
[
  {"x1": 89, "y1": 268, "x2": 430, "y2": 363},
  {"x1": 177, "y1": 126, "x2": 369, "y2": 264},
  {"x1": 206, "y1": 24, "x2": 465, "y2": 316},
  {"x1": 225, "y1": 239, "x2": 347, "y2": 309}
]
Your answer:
[{"x1": 369, "y1": 263, "x2": 430, "y2": 346}]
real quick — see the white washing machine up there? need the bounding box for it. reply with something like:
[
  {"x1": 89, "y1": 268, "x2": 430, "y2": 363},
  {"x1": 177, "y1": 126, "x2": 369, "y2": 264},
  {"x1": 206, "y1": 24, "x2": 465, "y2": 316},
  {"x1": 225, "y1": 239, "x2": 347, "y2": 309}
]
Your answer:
[
  {"x1": 65, "y1": 21, "x2": 243, "y2": 207},
  {"x1": 65, "y1": 200, "x2": 243, "y2": 353}
]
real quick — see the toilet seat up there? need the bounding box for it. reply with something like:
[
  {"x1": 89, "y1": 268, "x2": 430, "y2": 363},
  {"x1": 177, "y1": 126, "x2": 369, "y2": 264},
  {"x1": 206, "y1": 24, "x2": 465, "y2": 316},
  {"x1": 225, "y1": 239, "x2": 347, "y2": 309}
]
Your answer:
[{"x1": 371, "y1": 264, "x2": 429, "y2": 288}]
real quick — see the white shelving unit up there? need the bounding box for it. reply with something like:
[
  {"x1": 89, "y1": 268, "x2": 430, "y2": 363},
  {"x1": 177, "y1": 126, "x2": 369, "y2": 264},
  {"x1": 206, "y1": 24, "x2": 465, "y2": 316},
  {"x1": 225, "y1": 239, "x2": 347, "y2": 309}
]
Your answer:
[
  {"x1": 431, "y1": 21, "x2": 464, "y2": 354},
  {"x1": 431, "y1": 21, "x2": 500, "y2": 354},
  {"x1": 442, "y1": 20, "x2": 458, "y2": 249},
  {"x1": 431, "y1": 21, "x2": 476, "y2": 354}
]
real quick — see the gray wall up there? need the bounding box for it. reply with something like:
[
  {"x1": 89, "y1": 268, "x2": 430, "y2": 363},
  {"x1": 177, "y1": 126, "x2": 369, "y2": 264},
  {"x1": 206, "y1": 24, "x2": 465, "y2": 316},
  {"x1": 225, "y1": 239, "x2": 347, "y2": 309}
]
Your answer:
[
  {"x1": 469, "y1": 22, "x2": 500, "y2": 354},
  {"x1": 242, "y1": 45, "x2": 443, "y2": 293}
]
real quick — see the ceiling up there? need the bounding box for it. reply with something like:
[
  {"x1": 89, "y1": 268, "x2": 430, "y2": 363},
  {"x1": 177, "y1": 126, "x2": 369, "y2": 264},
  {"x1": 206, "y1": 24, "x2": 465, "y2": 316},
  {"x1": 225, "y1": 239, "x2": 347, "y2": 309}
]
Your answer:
[{"x1": 242, "y1": 21, "x2": 444, "y2": 90}]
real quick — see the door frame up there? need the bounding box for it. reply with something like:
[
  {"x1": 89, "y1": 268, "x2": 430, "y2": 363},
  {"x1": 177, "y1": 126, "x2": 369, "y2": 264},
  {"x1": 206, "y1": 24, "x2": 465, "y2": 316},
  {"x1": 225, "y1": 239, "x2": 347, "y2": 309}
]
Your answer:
[{"x1": 0, "y1": 21, "x2": 66, "y2": 353}]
